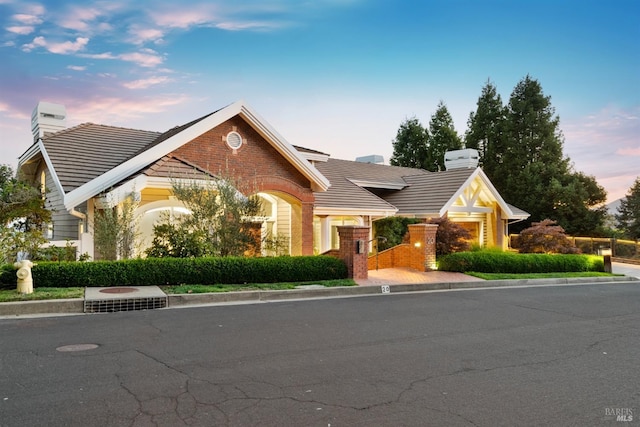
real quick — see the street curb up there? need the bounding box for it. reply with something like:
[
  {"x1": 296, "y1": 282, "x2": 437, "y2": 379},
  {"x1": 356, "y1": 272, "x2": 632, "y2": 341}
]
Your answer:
[{"x1": 1, "y1": 276, "x2": 638, "y2": 317}]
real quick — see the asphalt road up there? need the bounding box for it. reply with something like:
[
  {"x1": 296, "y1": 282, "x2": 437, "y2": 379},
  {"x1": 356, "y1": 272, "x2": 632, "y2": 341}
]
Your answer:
[{"x1": 1, "y1": 283, "x2": 639, "y2": 426}]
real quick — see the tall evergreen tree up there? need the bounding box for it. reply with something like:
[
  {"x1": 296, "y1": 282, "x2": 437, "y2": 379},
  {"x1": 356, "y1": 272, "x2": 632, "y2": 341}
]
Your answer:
[
  {"x1": 465, "y1": 80, "x2": 506, "y2": 182},
  {"x1": 616, "y1": 177, "x2": 640, "y2": 239},
  {"x1": 493, "y1": 75, "x2": 607, "y2": 233},
  {"x1": 390, "y1": 117, "x2": 429, "y2": 169},
  {"x1": 425, "y1": 101, "x2": 462, "y2": 172}
]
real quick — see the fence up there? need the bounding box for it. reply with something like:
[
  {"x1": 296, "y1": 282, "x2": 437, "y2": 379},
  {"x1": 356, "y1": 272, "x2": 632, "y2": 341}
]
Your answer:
[{"x1": 509, "y1": 235, "x2": 640, "y2": 262}]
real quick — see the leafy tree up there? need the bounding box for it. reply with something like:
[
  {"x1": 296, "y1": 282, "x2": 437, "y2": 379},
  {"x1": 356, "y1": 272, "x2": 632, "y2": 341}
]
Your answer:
[
  {"x1": 425, "y1": 101, "x2": 463, "y2": 172},
  {"x1": 427, "y1": 217, "x2": 471, "y2": 255},
  {"x1": 516, "y1": 219, "x2": 580, "y2": 254},
  {"x1": 146, "y1": 176, "x2": 263, "y2": 258},
  {"x1": 373, "y1": 216, "x2": 421, "y2": 251},
  {"x1": 0, "y1": 165, "x2": 50, "y2": 263},
  {"x1": 465, "y1": 80, "x2": 506, "y2": 176},
  {"x1": 93, "y1": 192, "x2": 139, "y2": 260},
  {"x1": 616, "y1": 177, "x2": 640, "y2": 239},
  {"x1": 390, "y1": 117, "x2": 429, "y2": 169}
]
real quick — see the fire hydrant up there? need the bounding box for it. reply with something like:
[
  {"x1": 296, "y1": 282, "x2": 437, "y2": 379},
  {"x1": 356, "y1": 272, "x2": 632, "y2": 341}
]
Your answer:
[{"x1": 14, "y1": 260, "x2": 35, "y2": 294}]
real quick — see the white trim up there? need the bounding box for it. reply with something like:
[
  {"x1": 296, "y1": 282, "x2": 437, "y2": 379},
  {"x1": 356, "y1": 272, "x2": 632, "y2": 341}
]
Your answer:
[
  {"x1": 440, "y1": 168, "x2": 521, "y2": 219},
  {"x1": 299, "y1": 152, "x2": 329, "y2": 162},
  {"x1": 349, "y1": 179, "x2": 407, "y2": 190},
  {"x1": 63, "y1": 100, "x2": 330, "y2": 211},
  {"x1": 313, "y1": 207, "x2": 397, "y2": 217}
]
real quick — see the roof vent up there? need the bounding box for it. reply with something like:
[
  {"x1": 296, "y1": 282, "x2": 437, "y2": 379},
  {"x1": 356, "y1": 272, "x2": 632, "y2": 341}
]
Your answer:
[
  {"x1": 31, "y1": 102, "x2": 66, "y2": 142},
  {"x1": 444, "y1": 149, "x2": 479, "y2": 170},
  {"x1": 355, "y1": 154, "x2": 384, "y2": 164}
]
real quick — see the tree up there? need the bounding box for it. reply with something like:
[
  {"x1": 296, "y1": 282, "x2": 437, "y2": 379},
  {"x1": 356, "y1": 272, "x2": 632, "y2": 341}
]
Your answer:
[
  {"x1": 425, "y1": 101, "x2": 462, "y2": 172},
  {"x1": 465, "y1": 80, "x2": 506, "y2": 178},
  {"x1": 516, "y1": 219, "x2": 580, "y2": 254},
  {"x1": 616, "y1": 177, "x2": 640, "y2": 239},
  {"x1": 146, "y1": 175, "x2": 263, "y2": 258},
  {"x1": 0, "y1": 165, "x2": 50, "y2": 263},
  {"x1": 93, "y1": 192, "x2": 139, "y2": 260},
  {"x1": 427, "y1": 217, "x2": 471, "y2": 255},
  {"x1": 390, "y1": 117, "x2": 429, "y2": 169},
  {"x1": 490, "y1": 75, "x2": 607, "y2": 234}
]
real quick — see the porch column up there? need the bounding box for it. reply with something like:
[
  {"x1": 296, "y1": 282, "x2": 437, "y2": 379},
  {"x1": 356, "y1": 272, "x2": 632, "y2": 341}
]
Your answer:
[
  {"x1": 317, "y1": 215, "x2": 331, "y2": 254},
  {"x1": 408, "y1": 224, "x2": 439, "y2": 271},
  {"x1": 337, "y1": 226, "x2": 369, "y2": 280}
]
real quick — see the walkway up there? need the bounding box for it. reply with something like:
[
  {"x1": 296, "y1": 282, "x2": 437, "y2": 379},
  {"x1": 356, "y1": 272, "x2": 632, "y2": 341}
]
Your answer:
[{"x1": 356, "y1": 261, "x2": 640, "y2": 286}]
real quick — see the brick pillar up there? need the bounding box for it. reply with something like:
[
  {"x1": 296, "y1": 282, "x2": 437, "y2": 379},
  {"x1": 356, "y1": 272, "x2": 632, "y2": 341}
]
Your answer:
[
  {"x1": 301, "y1": 202, "x2": 314, "y2": 255},
  {"x1": 337, "y1": 226, "x2": 370, "y2": 280},
  {"x1": 408, "y1": 224, "x2": 439, "y2": 271}
]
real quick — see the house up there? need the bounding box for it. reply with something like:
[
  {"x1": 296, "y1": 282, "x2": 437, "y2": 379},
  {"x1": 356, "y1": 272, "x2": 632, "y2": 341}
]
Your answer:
[{"x1": 17, "y1": 100, "x2": 528, "y2": 260}]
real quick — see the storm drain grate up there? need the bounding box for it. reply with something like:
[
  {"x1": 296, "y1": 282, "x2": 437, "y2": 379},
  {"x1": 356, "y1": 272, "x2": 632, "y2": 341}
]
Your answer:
[{"x1": 84, "y1": 297, "x2": 167, "y2": 313}]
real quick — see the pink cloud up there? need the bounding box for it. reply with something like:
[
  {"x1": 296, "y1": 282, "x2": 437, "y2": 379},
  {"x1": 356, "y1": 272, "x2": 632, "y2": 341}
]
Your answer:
[
  {"x1": 68, "y1": 95, "x2": 191, "y2": 125},
  {"x1": 6, "y1": 25, "x2": 34, "y2": 35},
  {"x1": 123, "y1": 76, "x2": 171, "y2": 89},
  {"x1": 12, "y1": 13, "x2": 43, "y2": 25},
  {"x1": 563, "y1": 105, "x2": 640, "y2": 202},
  {"x1": 151, "y1": 6, "x2": 218, "y2": 29},
  {"x1": 22, "y1": 36, "x2": 89, "y2": 54},
  {"x1": 119, "y1": 50, "x2": 164, "y2": 68}
]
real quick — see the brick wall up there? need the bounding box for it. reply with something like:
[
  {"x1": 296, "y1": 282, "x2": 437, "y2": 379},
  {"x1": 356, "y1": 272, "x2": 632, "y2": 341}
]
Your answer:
[
  {"x1": 170, "y1": 116, "x2": 316, "y2": 255},
  {"x1": 368, "y1": 224, "x2": 439, "y2": 271}
]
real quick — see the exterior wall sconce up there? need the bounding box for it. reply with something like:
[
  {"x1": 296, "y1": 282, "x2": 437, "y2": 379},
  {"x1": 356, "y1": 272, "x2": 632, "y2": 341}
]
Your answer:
[{"x1": 414, "y1": 242, "x2": 421, "y2": 248}]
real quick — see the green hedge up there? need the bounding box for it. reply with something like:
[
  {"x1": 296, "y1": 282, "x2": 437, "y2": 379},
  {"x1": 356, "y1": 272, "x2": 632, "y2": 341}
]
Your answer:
[
  {"x1": 8, "y1": 256, "x2": 348, "y2": 288},
  {"x1": 438, "y1": 251, "x2": 604, "y2": 273}
]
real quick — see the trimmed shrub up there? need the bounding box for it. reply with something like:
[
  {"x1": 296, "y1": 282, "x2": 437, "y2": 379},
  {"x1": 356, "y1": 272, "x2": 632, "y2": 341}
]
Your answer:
[
  {"x1": 0, "y1": 263, "x2": 15, "y2": 289},
  {"x1": 438, "y1": 251, "x2": 604, "y2": 273},
  {"x1": 30, "y1": 256, "x2": 348, "y2": 288}
]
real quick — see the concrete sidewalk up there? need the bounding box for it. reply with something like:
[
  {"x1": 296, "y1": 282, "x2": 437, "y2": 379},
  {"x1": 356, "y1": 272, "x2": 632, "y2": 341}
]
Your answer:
[{"x1": 1, "y1": 263, "x2": 639, "y2": 318}]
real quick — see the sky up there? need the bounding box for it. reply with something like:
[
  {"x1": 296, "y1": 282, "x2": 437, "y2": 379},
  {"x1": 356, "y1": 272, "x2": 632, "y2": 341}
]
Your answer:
[{"x1": 0, "y1": 0, "x2": 638, "y2": 203}]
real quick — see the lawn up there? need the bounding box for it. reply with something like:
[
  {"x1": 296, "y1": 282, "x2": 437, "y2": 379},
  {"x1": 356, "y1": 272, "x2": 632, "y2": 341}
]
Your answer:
[
  {"x1": 0, "y1": 279, "x2": 357, "y2": 302},
  {"x1": 467, "y1": 271, "x2": 619, "y2": 280}
]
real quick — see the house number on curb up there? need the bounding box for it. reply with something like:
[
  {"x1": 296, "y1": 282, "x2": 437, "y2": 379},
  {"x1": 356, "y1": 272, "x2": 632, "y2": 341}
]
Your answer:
[{"x1": 381, "y1": 285, "x2": 391, "y2": 294}]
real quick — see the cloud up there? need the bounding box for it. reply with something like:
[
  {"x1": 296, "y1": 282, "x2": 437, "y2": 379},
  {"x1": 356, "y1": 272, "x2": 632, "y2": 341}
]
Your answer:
[
  {"x1": 12, "y1": 13, "x2": 43, "y2": 25},
  {"x1": 6, "y1": 25, "x2": 35, "y2": 35},
  {"x1": 69, "y1": 95, "x2": 191, "y2": 124},
  {"x1": 57, "y1": 6, "x2": 102, "y2": 32},
  {"x1": 123, "y1": 76, "x2": 171, "y2": 89},
  {"x1": 151, "y1": 6, "x2": 218, "y2": 29},
  {"x1": 22, "y1": 36, "x2": 89, "y2": 54},
  {"x1": 67, "y1": 65, "x2": 86, "y2": 71},
  {"x1": 215, "y1": 20, "x2": 284, "y2": 31},
  {"x1": 617, "y1": 147, "x2": 640, "y2": 157},
  {"x1": 563, "y1": 105, "x2": 640, "y2": 201},
  {"x1": 128, "y1": 27, "x2": 165, "y2": 45},
  {"x1": 119, "y1": 50, "x2": 164, "y2": 68}
]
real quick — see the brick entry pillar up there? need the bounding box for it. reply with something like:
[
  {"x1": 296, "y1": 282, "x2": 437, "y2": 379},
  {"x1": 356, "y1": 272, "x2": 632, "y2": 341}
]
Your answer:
[
  {"x1": 337, "y1": 226, "x2": 370, "y2": 280},
  {"x1": 408, "y1": 224, "x2": 439, "y2": 271}
]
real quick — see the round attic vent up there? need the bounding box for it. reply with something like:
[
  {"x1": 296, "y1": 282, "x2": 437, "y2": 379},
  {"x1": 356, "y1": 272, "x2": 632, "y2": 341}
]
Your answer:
[{"x1": 226, "y1": 131, "x2": 243, "y2": 149}]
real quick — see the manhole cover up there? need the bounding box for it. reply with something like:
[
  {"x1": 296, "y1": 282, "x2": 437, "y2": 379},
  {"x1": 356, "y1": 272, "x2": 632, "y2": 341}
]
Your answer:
[
  {"x1": 56, "y1": 344, "x2": 99, "y2": 352},
  {"x1": 99, "y1": 287, "x2": 138, "y2": 294}
]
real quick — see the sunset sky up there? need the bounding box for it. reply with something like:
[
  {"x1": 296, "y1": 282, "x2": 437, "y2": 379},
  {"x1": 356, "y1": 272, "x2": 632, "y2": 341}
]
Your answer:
[{"x1": 0, "y1": 0, "x2": 638, "y2": 202}]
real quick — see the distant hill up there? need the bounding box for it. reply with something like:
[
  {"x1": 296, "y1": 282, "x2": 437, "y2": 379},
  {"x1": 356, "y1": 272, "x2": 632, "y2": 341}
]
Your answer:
[{"x1": 606, "y1": 198, "x2": 625, "y2": 217}]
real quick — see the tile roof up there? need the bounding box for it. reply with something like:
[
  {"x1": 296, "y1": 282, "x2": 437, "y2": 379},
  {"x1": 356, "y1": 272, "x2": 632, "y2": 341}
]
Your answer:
[
  {"x1": 42, "y1": 123, "x2": 160, "y2": 192},
  {"x1": 314, "y1": 158, "x2": 429, "y2": 212},
  {"x1": 381, "y1": 168, "x2": 476, "y2": 215}
]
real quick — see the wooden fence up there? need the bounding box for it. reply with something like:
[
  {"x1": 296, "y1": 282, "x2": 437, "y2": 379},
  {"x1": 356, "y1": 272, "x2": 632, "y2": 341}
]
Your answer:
[{"x1": 509, "y1": 235, "x2": 640, "y2": 262}]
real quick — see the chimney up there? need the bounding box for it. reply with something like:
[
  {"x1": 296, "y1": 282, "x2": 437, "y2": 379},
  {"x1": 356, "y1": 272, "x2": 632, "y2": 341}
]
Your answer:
[
  {"x1": 355, "y1": 154, "x2": 385, "y2": 164},
  {"x1": 31, "y1": 102, "x2": 66, "y2": 142},
  {"x1": 444, "y1": 149, "x2": 479, "y2": 170}
]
